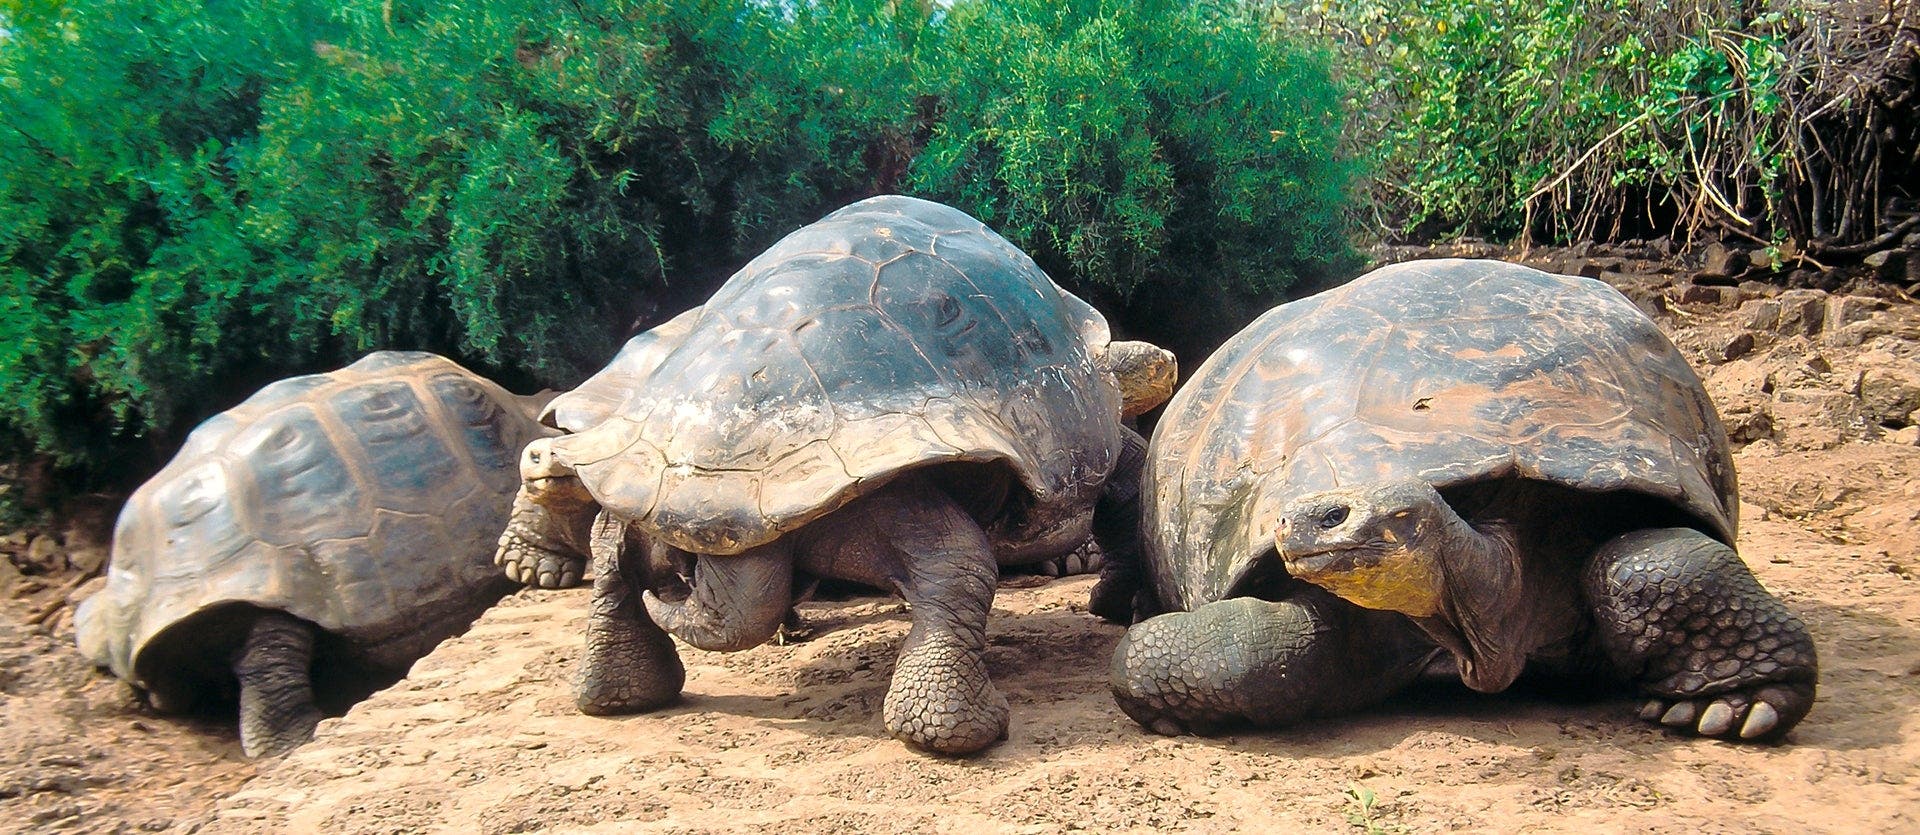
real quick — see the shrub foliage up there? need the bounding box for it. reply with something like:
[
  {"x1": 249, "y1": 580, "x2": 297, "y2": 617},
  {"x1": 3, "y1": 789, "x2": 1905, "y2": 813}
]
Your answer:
[
  {"x1": 1266, "y1": 0, "x2": 1917, "y2": 247},
  {"x1": 0, "y1": 0, "x2": 1355, "y2": 488}
]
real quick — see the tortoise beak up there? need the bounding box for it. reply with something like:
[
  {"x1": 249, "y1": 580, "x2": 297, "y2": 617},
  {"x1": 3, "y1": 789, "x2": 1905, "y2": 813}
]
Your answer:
[
  {"x1": 521, "y1": 437, "x2": 593, "y2": 509},
  {"x1": 1103, "y1": 340, "x2": 1177, "y2": 418}
]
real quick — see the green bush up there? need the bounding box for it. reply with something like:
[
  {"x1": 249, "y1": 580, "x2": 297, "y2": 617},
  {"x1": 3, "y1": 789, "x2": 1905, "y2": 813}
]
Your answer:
[
  {"x1": 0, "y1": 0, "x2": 339, "y2": 470},
  {"x1": 916, "y1": 0, "x2": 1357, "y2": 358},
  {"x1": 0, "y1": 0, "x2": 1354, "y2": 490},
  {"x1": 1267, "y1": 0, "x2": 1812, "y2": 243}
]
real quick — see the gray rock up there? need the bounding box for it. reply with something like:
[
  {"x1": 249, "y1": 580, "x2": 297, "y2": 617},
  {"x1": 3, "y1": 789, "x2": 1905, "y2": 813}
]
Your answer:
[
  {"x1": 1824, "y1": 295, "x2": 1889, "y2": 333},
  {"x1": 1680, "y1": 284, "x2": 1746, "y2": 307},
  {"x1": 1739, "y1": 299, "x2": 1781, "y2": 332},
  {"x1": 1699, "y1": 242, "x2": 1741, "y2": 279},
  {"x1": 1854, "y1": 356, "x2": 1920, "y2": 426},
  {"x1": 66, "y1": 546, "x2": 107, "y2": 576},
  {"x1": 1722, "y1": 330, "x2": 1758, "y2": 361},
  {"x1": 23, "y1": 534, "x2": 62, "y2": 574},
  {"x1": 1774, "y1": 290, "x2": 1830, "y2": 337},
  {"x1": 1864, "y1": 249, "x2": 1906, "y2": 281}
]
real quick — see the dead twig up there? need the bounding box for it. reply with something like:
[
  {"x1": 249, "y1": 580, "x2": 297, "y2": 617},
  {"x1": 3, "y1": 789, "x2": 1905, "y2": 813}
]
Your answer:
[{"x1": 1807, "y1": 213, "x2": 1920, "y2": 257}]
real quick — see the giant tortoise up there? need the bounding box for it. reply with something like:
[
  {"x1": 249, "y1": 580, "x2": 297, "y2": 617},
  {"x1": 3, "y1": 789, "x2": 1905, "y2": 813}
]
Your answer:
[
  {"x1": 75, "y1": 352, "x2": 551, "y2": 756},
  {"x1": 496, "y1": 195, "x2": 1172, "y2": 755},
  {"x1": 1104, "y1": 259, "x2": 1817, "y2": 742}
]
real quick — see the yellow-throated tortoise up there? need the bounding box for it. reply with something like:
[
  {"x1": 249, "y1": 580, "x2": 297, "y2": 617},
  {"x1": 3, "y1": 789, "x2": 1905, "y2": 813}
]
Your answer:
[{"x1": 1104, "y1": 259, "x2": 1816, "y2": 743}]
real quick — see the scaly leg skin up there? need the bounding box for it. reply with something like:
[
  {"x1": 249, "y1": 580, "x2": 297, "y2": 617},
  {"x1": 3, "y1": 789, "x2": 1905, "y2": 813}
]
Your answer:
[
  {"x1": 495, "y1": 487, "x2": 591, "y2": 589},
  {"x1": 875, "y1": 476, "x2": 1009, "y2": 755},
  {"x1": 576, "y1": 512, "x2": 685, "y2": 715},
  {"x1": 1088, "y1": 427, "x2": 1152, "y2": 624},
  {"x1": 1110, "y1": 586, "x2": 1434, "y2": 735},
  {"x1": 233, "y1": 611, "x2": 324, "y2": 758},
  {"x1": 1584, "y1": 527, "x2": 1818, "y2": 742}
]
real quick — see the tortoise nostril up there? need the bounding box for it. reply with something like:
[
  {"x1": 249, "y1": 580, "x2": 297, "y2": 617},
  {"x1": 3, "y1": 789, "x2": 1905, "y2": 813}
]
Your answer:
[{"x1": 1318, "y1": 505, "x2": 1349, "y2": 529}]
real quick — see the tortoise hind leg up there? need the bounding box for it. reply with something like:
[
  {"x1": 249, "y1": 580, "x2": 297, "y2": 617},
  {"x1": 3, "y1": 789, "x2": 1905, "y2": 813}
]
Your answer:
[
  {"x1": 865, "y1": 474, "x2": 1008, "y2": 755},
  {"x1": 232, "y1": 611, "x2": 324, "y2": 758},
  {"x1": 1584, "y1": 527, "x2": 1817, "y2": 741},
  {"x1": 1110, "y1": 586, "x2": 1434, "y2": 735}
]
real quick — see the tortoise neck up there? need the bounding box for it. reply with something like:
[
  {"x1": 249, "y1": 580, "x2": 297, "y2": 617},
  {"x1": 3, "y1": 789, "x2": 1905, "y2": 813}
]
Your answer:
[{"x1": 1413, "y1": 507, "x2": 1582, "y2": 693}]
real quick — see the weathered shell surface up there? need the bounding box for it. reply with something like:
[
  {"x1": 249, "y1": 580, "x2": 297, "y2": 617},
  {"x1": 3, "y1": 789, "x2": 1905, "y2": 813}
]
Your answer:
[
  {"x1": 549, "y1": 195, "x2": 1123, "y2": 557},
  {"x1": 75, "y1": 352, "x2": 549, "y2": 698},
  {"x1": 1146, "y1": 259, "x2": 1737, "y2": 610}
]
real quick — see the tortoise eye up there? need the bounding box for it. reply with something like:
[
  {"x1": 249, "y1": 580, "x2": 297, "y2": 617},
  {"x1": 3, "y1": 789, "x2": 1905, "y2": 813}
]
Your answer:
[{"x1": 1318, "y1": 506, "x2": 1350, "y2": 529}]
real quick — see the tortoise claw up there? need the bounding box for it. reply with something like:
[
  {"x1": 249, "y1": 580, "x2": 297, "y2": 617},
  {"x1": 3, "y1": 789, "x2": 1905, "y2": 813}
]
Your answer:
[
  {"x1": 1636, "y1": 682, "x2": 1811, "y2": 742},
  {"x1": 495, "y1": 527, "x2": 588, "y2": 589},
  {"x1": 1741, "y1": 702, "x2": 1780, "y2": 739},
  {"x1": 1659, "y1": 701, "x2": 1697, "y2": 727},
  {"x1": 1697, "y1": 701, "x2": 1736, "y2": 736}
]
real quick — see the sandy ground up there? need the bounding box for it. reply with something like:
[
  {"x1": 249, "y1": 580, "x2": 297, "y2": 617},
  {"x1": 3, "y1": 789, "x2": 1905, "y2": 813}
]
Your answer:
[{"x1": 3, "y1": 256, "x2": 1918, "y2": 833}]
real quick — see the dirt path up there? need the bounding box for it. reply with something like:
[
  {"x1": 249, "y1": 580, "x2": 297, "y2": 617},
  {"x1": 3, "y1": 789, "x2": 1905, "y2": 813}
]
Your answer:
[
  {"x1": 184, "y1": 503, "x2": 1917, "y2": 834},
  {"x1": 3, "y1": 258, "x2": 1917, "y2": 833}
]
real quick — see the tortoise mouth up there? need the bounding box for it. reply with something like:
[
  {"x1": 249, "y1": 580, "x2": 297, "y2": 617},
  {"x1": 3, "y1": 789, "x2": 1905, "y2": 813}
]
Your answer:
[
  {"x1": 1279, "y1": 538, "x2": 1397, "y2": 576},
  {"x1": 1281, "y1": 549, "x2": 1362, "y2": 579},
  {"x1": 525, "y1": 475, "x2": 594, "y2": 510}
]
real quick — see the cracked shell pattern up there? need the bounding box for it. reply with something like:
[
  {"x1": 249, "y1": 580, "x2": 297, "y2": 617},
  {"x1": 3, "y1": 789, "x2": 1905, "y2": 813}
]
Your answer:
[
  {"x1": 74, "y1": 352, "x2": 551, "y2": 707},
  {"x1": 1143, "y1": 259, "x2": 1738, "y2": 611},
  {"x1": 548, "y1": 196, "x2": 1122, "y2": 559}
]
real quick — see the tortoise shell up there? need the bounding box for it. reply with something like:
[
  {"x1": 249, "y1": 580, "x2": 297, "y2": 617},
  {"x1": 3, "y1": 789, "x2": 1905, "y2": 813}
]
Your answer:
[
  {"x1": 75, "y1": 352, "x2": 550, "y2": 706},
  {"x1": 1145, "y1": 259, "x2": 1737, "y2": 610},
  {"x1": 549, "y1": 195, "x2": 1123, "y2": 558}
]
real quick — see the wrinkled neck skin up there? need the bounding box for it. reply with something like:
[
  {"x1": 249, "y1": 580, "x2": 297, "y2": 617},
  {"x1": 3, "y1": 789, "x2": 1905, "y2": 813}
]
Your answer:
[
  {"x1": 1412, "y1": 510, "x2": 1583, "y2": 693},
  {"x1": 641, "y1": 537, "x2": 795, "y2": 653}
]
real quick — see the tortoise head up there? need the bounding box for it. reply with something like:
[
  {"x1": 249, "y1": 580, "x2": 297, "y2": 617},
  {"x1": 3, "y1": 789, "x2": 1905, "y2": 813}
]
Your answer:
[
  {"x1": 520, "y1": 437, "x2": 595, "y2": 511},
  {"x1": 1276, "y1": 479, "x2": 1450, "y2": 618},
  {"x1": 1101, "y1": 340, "x2": 1177, "y2": 418}
]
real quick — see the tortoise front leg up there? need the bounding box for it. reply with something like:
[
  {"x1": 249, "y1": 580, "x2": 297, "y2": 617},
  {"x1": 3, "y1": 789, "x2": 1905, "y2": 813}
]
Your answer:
[
  {"x1": 576, "y1": 512, "x2": 685, "y2": 715},
  {"x1": 232, "y1": 611, "x2": 324, "y2": 758},
  {"x1": 1088, "y1": 427, "x2": 1152, "y2": 624},
  {"x1": 1110, "y1": 586, "x2": 1435, "y2": 735},
  {"x1": 495, "y1": 486, "x2": 593, "y2": 589},
  {"x1": 867, "y1": 475, "x2": 1008, "y2": 755},
  {"x1": 1584, "y1": 527, "x2": 1817, "y2": 741}
]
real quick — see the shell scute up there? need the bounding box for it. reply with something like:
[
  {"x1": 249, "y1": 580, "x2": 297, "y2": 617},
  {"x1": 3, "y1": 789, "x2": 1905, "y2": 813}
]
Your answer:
[
  {"x1": 830, "y1": 412, "x2": 961, "y2": 481},
  {"x1": 872, "y1": 251, "x2": 1025, "y2": 389},
  {"x1": 1148, "y1": 259, "x2": 1737, "y2": 611},
  {"x1": 232, "y1": 408, "x2": 371, "y2": 548},
  {"x1": 553, "y1": 195, "x2": 1121, "y2": 558},
  {"x1": 426, "y1": 373, "x2": 521, "y2": 483},
  {"x1": 331, "y1": 380, "x2": 467, "y2": 512},
  {"x1": 75, "y1": 352, "x2": 546, "y2": 697},
  {"x1": 796, "y1": 305, "x2": 938, "y2": 415},
  {"x1": 657, "y1": 327, "x2": 833, "y2": 473}
]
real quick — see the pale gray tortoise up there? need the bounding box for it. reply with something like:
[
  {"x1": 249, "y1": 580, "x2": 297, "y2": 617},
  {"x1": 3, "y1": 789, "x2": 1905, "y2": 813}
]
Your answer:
[
  {"x1": 1105, "y1": 259, "x2": 1817, "y2": 743},
  {"x1": 75, "y1": 352, "x2": 552, "y2": 757},
  {"x1": 499, "y1": 194, "x2": 1172, "y2": 755}
]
